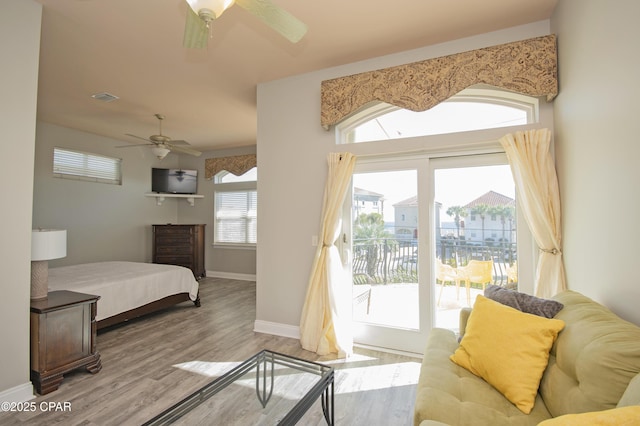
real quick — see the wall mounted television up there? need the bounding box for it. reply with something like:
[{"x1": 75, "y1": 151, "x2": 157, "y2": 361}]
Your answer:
[{"x1": 151, "y1": 168, "x2": 198, "y2": 194}]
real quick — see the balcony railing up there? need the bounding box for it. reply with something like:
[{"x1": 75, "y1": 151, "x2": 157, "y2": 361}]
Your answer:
[{"x1": 352, "y1": 238, "x2": 516, "y2": 286}]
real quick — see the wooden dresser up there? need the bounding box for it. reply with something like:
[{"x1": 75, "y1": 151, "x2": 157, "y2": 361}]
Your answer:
[
  {"x1": 30, "y1": 291, "x2": 101, "y2": 394},
  {"x1": 152, "y1": 224, "x2": 206, "y2": 279}
]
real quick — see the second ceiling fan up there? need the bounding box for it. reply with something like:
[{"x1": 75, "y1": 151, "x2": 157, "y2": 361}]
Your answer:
[
  {"x1": 183, "y1": 0, "x2": 308, "y2": 48},
  {"x1": 118, "y1": 114, "x2": 202, "y2": 160}
]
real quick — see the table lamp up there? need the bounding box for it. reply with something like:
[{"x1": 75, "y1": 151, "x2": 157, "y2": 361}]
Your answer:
[{"x1": 31, "y1": 229, "x2": 67, "y2": 300}]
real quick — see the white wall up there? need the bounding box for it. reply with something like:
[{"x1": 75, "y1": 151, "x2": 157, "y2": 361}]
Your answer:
[
  {"x1": 0, "y1": 0, "x2": 41, "y2": 401},
  {"x1": 256, "y1": 22, "x2": 552, "y2": 334},
  {"x1": 552, "y1": 0, "x2": 640, "y2": 324}
]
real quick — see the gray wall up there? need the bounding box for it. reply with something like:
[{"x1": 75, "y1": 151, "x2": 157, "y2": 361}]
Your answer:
[
  {"x1": 0, "y1": 0, "x2": 41, "y2": 401},
  {"x1": 33, "y1": 122, "x2": 257, "y2": 276},
  {"x1": 178, "y1": 145, "x2": 257, "y2": 278},
  {"x1": 255, "y1": 22, "x2": 552, "y2": 336},
  {"x1": 33, "y1": 122, "x2": 180, "y2": 266},
  {"x1": 552, "y1": 0, "x2": 640, "y2": 324}
]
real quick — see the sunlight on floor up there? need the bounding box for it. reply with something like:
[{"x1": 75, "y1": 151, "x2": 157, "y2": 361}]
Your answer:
[
  {"x1": 334, "y1": 362, "x2": 421, "y2": 393},
  {"x1": 173, "y1": 360, "x2": 241, "y2": 377}
]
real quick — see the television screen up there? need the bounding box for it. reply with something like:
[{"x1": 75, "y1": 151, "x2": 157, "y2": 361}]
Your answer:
[{"x1": 152, "y1": 168, "x2": 198, "y2": 194}]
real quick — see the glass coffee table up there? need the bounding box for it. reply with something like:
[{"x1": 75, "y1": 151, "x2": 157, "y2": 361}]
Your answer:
[{"x1": 143, "y1": 350, "x2": 334, "y2": 425}]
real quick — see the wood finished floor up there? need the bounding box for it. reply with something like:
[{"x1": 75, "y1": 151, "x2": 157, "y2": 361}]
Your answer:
[{"x1": 1, "y1": 278, "x2": 420, "y2": 425}]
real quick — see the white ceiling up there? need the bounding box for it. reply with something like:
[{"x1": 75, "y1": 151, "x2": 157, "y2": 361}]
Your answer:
[{"x1": 35, "y1": 0, "x2": 558, "y2": 152}]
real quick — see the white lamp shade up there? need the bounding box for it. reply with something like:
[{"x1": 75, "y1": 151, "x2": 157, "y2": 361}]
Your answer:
[
  {"x1": 151, "y1": 146, "x2": 170, "y2": 160},
  {"x1": 186, "y1": 0, "x2": 235, "y2": 18},
  {"x1": 32, "y1": 229, "x2": 67, "y2": 261}
]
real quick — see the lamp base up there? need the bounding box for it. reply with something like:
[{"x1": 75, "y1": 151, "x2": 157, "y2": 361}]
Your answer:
[{"x1": 31, "y1": 260, "x2": 49, "y2": 300}]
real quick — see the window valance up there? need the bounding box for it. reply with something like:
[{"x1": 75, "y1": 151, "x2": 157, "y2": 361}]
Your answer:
[
  {"x1": 204, "y1": 154, "x2": 257, "y2": 180},
  {"x1": 320, "y1": 34, "x2": 558, "y2": 128}
]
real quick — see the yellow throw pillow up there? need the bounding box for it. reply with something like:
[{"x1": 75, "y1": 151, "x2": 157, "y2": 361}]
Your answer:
[
  {"x1": 537, "y1": 406, "x2": 640, "y2": 425},
  {"x1": 450, "y1": 295, "x2": 565, "y2": 414}
]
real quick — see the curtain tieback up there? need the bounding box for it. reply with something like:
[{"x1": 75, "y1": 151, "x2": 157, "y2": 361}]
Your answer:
[{"x1": 540, "y1": 247, "x2": 561, "y2": 255}]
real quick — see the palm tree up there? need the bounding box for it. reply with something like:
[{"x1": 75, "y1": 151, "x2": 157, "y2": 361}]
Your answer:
[
  {"x1": 354, "y1": 213, "x2": 393, "y2": 280},
  {"x1": 471, "y1": 203, "x2": 490, "y2": 242},
  {"x1": 446, "y1": 206, "x2": 468, "y2": 239},
  {"x1": 496, "y1": 205, "x2": 515, "y2": 243}
]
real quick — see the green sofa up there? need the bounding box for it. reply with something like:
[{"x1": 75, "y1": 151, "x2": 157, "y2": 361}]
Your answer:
[{"x1": 414, "y1": 291, "x2": 640, "y2": 425}]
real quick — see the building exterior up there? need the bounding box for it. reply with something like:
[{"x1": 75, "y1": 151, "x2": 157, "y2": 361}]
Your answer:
[
  {"x1": 392, "y1": 196, "x2": 421, "y2": 240},
  {"x1": 462, "y1": 190, "x2": 516, "y2": 243},
  {"x1": 353, "y1": 187, "x2": 384, "y2": 217}
]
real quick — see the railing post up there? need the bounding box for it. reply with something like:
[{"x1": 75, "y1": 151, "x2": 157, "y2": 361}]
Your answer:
[{"x1": 383, "y1": 240, "x2": 388, "y2": 285}]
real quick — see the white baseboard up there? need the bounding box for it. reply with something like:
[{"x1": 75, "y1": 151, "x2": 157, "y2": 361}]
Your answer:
[
  {"x1": 206, "y1": 270, "x2": 256, "y2": 282},
  {"x1": 0, "y1": 382, "x2": 34, "y2": 403},
  {"x1": 254, "y1": 320, "x2": 300, "y2": 339}
]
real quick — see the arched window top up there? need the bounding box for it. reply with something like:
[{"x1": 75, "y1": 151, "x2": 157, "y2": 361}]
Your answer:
[
  {"x1": 214, "y1": 167, "x2": 257, "y2": 183},
  {"x1": 337, "y1": 87, "x2": 539, "y2": 144}
]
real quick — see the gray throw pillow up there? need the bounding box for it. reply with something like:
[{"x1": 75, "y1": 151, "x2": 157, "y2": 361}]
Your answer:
[{"x1": 484, "y1": 285, "x2": 564, "y2": 318}]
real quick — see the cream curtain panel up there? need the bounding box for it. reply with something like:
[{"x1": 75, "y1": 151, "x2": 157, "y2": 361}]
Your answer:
[
  {"x1": 499, "y1": 129, "x2": 567, "y2": 298},
  {"x1": 300, "y1": 152, "x2": 356, "y2": 357}
]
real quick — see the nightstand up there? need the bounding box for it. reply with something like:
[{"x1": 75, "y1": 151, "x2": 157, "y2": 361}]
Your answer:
[{"x1": 30, "y1": 290, "x2": 102, "y2": 394}]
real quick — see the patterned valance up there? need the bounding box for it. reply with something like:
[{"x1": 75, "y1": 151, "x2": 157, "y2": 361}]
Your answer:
[
  {"x1": 204, "y1": 154, "x2": 257, "y2": 180},
  {"x1": 321, "y1": 35, "x2": 558, "y2": 128}
]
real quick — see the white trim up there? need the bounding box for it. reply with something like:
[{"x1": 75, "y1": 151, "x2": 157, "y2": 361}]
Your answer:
[
  {"x1": 353, "y1": 343, "x2": 423, "y2": 360},
  {"x1": 206, "y1": 270, "x2": 256, "y2": 281},
  {"x1": 253, "y1": 320, "x2": 300, "y2": 339},
  {"x1": 0, "y1": 382, "x2": 34, "y2": 404},
  {"x1": 335, "y1": 87, "x2": 539, "y2": 144}
]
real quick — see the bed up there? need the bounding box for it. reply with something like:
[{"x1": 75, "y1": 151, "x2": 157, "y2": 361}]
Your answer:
[{"x1": 48, "y1": 261, "x2": 200, "y2": 329}]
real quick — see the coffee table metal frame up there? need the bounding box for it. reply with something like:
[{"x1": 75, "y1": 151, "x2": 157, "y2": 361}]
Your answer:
[{"x1": 143, "y1": 350, "x2": 334, "y2": 425}]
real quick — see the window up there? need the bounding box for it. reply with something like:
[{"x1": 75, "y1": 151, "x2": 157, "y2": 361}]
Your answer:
[
  {"x1": 214, "y1": 168, "x2": 257, "y2": 246},
  {"x1": 53, "y1": 147, "x2": 121, "y2": 185},
  {"x1": 337, "y1": 87, "x2": 538, "y2": 144}
]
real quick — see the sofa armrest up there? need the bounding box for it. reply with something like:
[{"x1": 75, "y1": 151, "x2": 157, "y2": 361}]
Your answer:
[{"x1": 458, "y1": 307, "x2": 472, "y2": 340}]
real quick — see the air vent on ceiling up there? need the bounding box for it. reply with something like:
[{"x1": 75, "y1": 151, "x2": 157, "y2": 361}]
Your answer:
[{"x1": 91, "y1": 92, "x2": 119, "y2": 102}]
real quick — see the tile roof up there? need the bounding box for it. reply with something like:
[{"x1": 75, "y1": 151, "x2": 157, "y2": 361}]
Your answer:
[{"x1": 463, "y1": 190, "x2": 515, "y2": 208}]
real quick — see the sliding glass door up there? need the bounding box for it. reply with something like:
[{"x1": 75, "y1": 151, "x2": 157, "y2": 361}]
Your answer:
[
  {"x1": 349, "y1": 158, "x2": 430, "y2": 354},
  {"x1": 348, "y1": 153, "x2": 527, "y2": 353}
]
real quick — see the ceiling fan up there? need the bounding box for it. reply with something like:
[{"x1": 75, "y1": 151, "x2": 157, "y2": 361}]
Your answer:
[
  {"x1": 183, "y1": 0, "x2": 307, "y2": 49},
  {"x1": 118, "y1": 114, "x2": 202, "y2": 159}
]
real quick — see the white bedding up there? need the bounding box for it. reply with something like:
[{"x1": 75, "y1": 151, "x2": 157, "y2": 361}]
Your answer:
[{"x1": 48, "y1": 261, "x2": 199, "y2": 321}]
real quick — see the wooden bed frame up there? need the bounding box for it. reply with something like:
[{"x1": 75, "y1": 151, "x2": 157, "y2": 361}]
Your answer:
[{"x1": 97, "y1": 292, "x2": 201, "y2": 330}]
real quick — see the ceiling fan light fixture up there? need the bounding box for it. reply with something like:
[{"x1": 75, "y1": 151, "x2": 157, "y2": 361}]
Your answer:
[
  {"x1": 151, "y1": 146, "x2": 171, "y2": 160},
  {"x1": 186, "y1": 0, "x2": 235, "y2": 20}
]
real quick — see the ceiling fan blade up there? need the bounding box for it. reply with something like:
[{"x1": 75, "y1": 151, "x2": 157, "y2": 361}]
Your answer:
[
  {"x1": 168, "y1": 144, "x2": 203, "y2": 157},
  {"x1": 235, "y1": 0, "x2": 307, "y2": 43},
  {"x1": 183, "y1": 2, "x2": 209, "y2": 49},
  {"x1": 125, "y1": 133, "x2": 152, "y2": 142},
  {"x1": 115, "y1": 143, "x2": 153, "y2": 148},
  {"x1": 167, "y1": 139, "x2": 190, "y2": 146}
]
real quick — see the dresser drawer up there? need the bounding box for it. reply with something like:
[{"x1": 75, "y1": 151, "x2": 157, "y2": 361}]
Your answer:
[
  {"x1": 152, "y1": 224, "x2": 206, "y2": 279},
  {"x1": 155, "y1": 245, "x2": 192, "y2": 255},
  {"x1": 154, "y1": 226, "x2": 195, "y2": 235},
  {"x1": 155, "y1": 235, "x2": 193, "y2": 245}
]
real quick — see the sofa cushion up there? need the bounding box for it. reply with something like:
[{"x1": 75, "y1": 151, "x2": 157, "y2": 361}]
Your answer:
[
  {"x1": 450, "y1": 295, "x2": 565, "y2": 414},
  {"x1": 536, "y1": 405, "x2": 640, "y2": 425},
  {"x1": 617, "y1": 373, "x2": 640, "y2": 407},
  {"x1": 484, "y1": 285, "x2": 564, "y2": 318},
  {"x1": 414, "y1": 328, "x2": 552, "y2": 426},
  {"x1": 540, "y1": 291, "x2": 640, "y2": 417}
]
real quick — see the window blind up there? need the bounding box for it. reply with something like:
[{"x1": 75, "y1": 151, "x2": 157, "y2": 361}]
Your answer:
[
  {"x1": 215, "y1": 190, "x2": 257, "y2": 244},
  {"x1": 53, "y1": 147, "x2": 122, "y2": 185}
]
